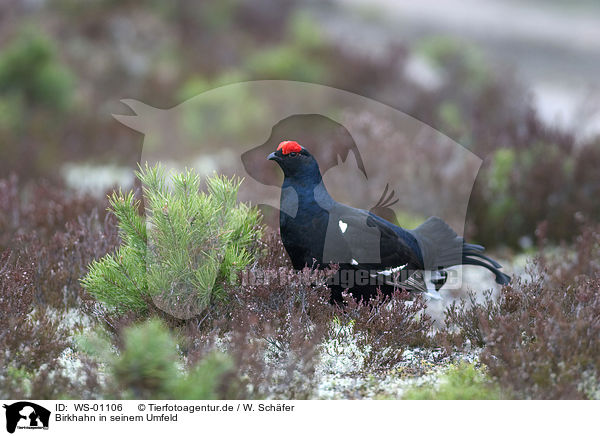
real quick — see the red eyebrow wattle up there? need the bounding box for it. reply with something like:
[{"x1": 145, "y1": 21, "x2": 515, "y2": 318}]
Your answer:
[{"x1": 277, "y1": 140, "x2": 303, "y2": 155}]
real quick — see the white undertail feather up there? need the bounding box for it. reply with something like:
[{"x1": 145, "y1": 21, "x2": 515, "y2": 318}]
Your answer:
[
  {"x1": 423, "y1": 270, "x2": 443, "y2": 300},
  {"x1": 377, "y1": 264, "x2": 407, "y2": 276}
]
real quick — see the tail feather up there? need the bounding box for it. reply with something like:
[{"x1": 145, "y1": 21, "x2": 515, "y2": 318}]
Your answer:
[
  {"x1": 464, "y1": 242, "x2": 485, "y2": 252},
  {"x1": 410, "y1": 216, "x2": 511, "y2": 286},
  {"x1": 410, "y1": 216, "x2": 463, "y2": 269},
  {"x1": 463, "y1": 249, "x2": 502, "y2": 268},
  {"x1": 463, "y1": 257, "x2": 511, "y2": 285}
]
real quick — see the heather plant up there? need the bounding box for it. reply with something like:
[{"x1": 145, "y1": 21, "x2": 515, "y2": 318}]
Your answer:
[
  {"x1": 81, "y1": 164, "x2": 262, "y2": 317},
  {"x1": 0, "y1": 175, "x2": 111, "y2": 250},
  {"x1": 441, "y1": 223, "x2": 600, "y2": 399},
  {"x1": 0, "y1": 176, "x2": 117, "y2": 397},
  {"x1": 480, "y1": 276, "x2": 600, "y2": 399},
  {"x1": 182, "y1": 311, "x2": 326, "y2": 400},
  {"x1": 331, "y1": 290, "x2": 433, "y2": 371},
  {"x1": 12, "y1": 210, "x2": 120, "y2": 309},
  {"x1": 0, "y1": 175, "x2": 117, "y2": 307},
  {"x1": 223, "y1": 232, "x2": 336, "y2": 398},
  {"x1": 443, "y1": 289, "x2": 501, "y2": 348},
  {"x1": 0, "y1": 174, "x2": 120, "y2": 308},
  {"x1": 0, "y1": 251, "x2": 77, "y2": 398},
  {"x1": 80, "y1": 311, "x2": 300, "y2": 400}
]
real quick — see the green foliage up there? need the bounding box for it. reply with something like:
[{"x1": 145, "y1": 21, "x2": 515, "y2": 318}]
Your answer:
[
  {"x1": 112, "y1": 319, "x2": 177, "y2": 398},
  {"x1": 109, "y1": 319, "x2": 232, "y2": 399},
  {"x1": 419, "y1": 36, "x2": 490, "y2": 92},
  {"x1": 245, "y1": 45, "x2": 327, "y2": 82},
  {"x1": 177, "y1": 71, "x2": 247, "y2": 101},
  {"x1": 485, "y1": 148, "x2": 518, "y2": 228},
  {"x1": 0, "y1": 27, "x2": 74, "y2": 112},
  {"x1": 244, "y1": 9, "x2": 327, "y2": 82},
  {"x1": 176, "y1": 72, "x2": 268, "y2": 150},
  {"x1": 81, "y1": 165, "x2": 261, "y2": 316},
  {"x1": 438, "y1": 100, "x2": 466, "y2": 134},
  {"x1": 287, "y1": 10, "x2": 325, "y2": 51},
  {"x1": 175, "y1": 353, "x2": 233, "y2": 399},
  {"x1": 0, "y1": 27, "x2": 76, "y2": 177},
  {"x1": 0, "y1": 94, "x2": 24, "y2": 131},
  {"x1": 4, "y1": 366, "x2": 34, "y2": 398},
  {"x1": 489, "y1": 148, "x2": 515, "y2": 195},
  {"x1": 81, "y1": 190, "x2": 149, "y2": 313},
  {"x1": 402, "y1": 363, "x2": 503, "y2": 400}
]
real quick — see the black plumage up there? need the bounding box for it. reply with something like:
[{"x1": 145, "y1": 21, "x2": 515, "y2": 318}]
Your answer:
[{"x1": 268, "y1": 141, "x2": 511, "y2": 302}]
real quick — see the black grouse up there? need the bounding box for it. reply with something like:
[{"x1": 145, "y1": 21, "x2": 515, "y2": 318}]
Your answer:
[{"x1": 268, "y1": 140, "x2": 511, "y2": 302}]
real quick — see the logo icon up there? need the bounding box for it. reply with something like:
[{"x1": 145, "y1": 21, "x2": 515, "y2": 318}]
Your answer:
[{"x1": 3, "y1": 402, "x2": 50, "y2": 434}]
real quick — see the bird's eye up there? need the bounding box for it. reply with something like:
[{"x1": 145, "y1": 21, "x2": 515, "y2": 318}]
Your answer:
[{"x1": 288, "y1": 152, "x2": 298, "y2": 157}]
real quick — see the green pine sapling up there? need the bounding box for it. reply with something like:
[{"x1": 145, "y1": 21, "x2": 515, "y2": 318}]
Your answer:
[{"x1": 81, "y1": 164, "x2": 261, "y2": 318}]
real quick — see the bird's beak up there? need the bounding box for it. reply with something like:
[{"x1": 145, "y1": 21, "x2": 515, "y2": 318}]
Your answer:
[{"x1": 267, "y1": 152, "x2": 281, "y2": 162}]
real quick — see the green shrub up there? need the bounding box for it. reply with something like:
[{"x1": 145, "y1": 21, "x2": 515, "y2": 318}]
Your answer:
[
  {"x1": 112, "y1": 319, "x2": 179, "y2": 398},
  {"x1": 287, "y1": 10, "x2": 325, "y2": 51},
  {"x1": 106, "y1": 319, "x2": 232, "y2": 399},
  {"x1": 0, "y1": 27, "x2": 74, "y2": 112},
  {"x1": 81, "y1": 164, "x2": 261, "y2": 317},
  {"x1": 245, "y1": 45, "x2": 328, "y2": 83},
  {"x1": 418, "y1": 36, "x2": 490, "y2": 93},
  {"x1": 176, "y1": 72, "x2": 268, "y2": 150},
  {"x1": 243, "y1": 9, "x2": 327, "y2": 83}
]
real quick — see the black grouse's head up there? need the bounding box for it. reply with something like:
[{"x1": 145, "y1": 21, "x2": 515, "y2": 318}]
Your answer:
[
  {"x1": 267, "y1": 141, "x2": 322, "y2": 184},
  {"x1": 243, "y1": 114, "x2": 366, "y2": 188}
]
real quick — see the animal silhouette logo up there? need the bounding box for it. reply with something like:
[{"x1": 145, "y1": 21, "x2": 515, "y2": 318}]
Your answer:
[
  {"x1": 3, "y1": 402, "x2": 50, "y2": 433},
  {"x1": 113, "y1": 80, "x2": 481, "y2": 232},
  {"x1": 112, "y1": 80, "x2": 483, "y2": 311}
]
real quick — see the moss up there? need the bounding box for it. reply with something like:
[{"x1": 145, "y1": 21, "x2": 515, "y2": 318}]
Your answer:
[{"x1": 402, "y1": 363, "x2": 503, "y2": 400}]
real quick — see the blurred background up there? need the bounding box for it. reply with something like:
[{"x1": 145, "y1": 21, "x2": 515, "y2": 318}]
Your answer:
[
  {"x1": 1, "y1": 0, "x2": 599, "y2": 250},
  {"x1": 2, "y1": 0, "x2": 600, "y2": 401}
]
